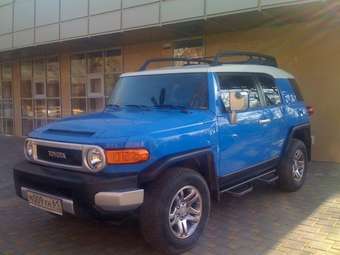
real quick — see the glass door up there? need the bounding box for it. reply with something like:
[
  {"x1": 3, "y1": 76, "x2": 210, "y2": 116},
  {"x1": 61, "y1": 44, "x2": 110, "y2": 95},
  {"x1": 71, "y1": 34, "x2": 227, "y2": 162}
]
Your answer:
[
  {"x1": 21, "y1": 57, "x2": 61, "y2": 136},
  {"x1": 71, "y1": 49, "x2": 122, "y2": 115},
  {"x1": 87, "y1": 73, "x2": 104, "y2": 112}
]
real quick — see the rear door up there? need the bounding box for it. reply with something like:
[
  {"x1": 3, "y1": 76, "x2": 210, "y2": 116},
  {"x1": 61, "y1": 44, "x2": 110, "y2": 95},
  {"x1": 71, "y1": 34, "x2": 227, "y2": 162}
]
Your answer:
[
  {"x1": 256, "y1": 74, "x2": 287, "y2": 159},
  {"x1": 216, "y1": 73, "x2": 270, "y2": 177}
]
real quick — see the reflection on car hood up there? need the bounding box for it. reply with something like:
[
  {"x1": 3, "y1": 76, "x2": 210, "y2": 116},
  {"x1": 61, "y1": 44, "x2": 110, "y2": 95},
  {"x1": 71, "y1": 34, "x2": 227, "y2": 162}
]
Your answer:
[{"x1": 30, "y1": 109, "x2": 215, "y2": 143}]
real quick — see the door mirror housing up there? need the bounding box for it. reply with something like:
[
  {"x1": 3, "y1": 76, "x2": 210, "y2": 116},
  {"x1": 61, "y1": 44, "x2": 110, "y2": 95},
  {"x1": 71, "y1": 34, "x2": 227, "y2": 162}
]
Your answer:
[
  {"x1": 229, "y1": 90, "x2": 249, "y2": 112},
  {"x1": 229, "y1": 90, "x2": 249, "y2": 124}
]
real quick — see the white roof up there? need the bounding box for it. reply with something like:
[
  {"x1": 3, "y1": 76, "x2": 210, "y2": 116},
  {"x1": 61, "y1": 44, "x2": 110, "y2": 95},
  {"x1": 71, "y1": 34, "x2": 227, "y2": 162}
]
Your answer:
[{"x1": 121, "y1": 64, "x2": 294, "y2": 79}]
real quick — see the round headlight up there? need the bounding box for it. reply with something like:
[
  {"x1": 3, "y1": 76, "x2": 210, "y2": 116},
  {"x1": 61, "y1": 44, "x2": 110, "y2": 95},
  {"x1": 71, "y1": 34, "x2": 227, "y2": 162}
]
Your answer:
[
  {"x1": 25, "y1": 140, "x2": 34, "y2": 159},
  {"x1": 86, "y1": 148, "x2": 105, "y2": 172}
]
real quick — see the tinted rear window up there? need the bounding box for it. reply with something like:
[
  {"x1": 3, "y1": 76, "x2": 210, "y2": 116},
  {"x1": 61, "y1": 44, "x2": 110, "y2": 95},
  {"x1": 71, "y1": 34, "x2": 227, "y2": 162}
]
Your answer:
[
  {"x1": 289, "y1": 79, "x2": 304, "y2": 101},
  {"x1": 257, "y1": 74, "x2": 281, "y2": 106}
]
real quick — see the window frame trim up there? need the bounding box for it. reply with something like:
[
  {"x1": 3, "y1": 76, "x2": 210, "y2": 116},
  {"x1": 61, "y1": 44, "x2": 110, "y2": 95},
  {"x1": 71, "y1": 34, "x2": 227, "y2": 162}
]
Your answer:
[{"x1": 253, "y1": 73, "x2": 283, "y2": 108}]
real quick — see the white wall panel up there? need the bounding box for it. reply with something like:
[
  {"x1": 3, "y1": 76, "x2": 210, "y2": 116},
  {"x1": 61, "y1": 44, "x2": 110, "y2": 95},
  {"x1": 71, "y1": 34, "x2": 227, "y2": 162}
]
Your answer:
[
  {"x1": 60, "y1": 18, "x2": 88, "y2": 39},
  {"x1": 36, "y1": 0, "x2": 60, "y2": 26},
  {"x1": 206, "y1": 0, "x2": 258, "y2": 15},
  {"x1": 0, "y1": 33, "x2": 12, "y2": 50},
  {"x1": 123, "y1": 0, "x2": 158, "y2": 9},
  {"x1": 61, "y1": 0, "x2": 88, "y2": 21},
  {"x1": 13, "y1": 29, "x2": 34, "y2": 47},
  {"x1": 90, "y1": 11, "x2": 121, "y2": 34},
  {"x1": 122, "y1": 3, "x2": 159, "y2": 29},
  {"x1": 14, "y1": 0, "x2": 34, "y2": 31},
  {"x1": 0, "y1": 0, "x2": 12, "y2": 6},
  {"x1": 0, "y1": 4, "x2": 12, "y2": 35},
  {"x1": 161, "y1": 0, "x2": 204, "y2": 23},
  {"x1": 90, "y1": 0, "x2": 121, "y2": 15},
  {"x1": 36, "y1": 23, "x2": 59, "y2": 43}
]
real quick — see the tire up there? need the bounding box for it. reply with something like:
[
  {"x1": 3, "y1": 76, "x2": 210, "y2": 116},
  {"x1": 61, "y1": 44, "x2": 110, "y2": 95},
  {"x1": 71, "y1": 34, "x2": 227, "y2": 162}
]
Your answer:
[
  {"x1": 140, "y1": 167, "x2": 211, "y2": 254},
  {"x1": 278, "y1": 139, "x2": 308, "y2": 192}
]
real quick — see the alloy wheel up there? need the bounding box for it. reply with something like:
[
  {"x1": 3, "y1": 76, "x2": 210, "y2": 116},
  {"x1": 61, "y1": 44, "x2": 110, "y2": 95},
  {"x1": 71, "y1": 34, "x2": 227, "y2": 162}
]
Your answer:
[
  {"x1": 168, "y1": 185, "x2": 202, "y2": 239},
  {"x1": 292, "y1": 149, "x2": 305, "y2": 182}
]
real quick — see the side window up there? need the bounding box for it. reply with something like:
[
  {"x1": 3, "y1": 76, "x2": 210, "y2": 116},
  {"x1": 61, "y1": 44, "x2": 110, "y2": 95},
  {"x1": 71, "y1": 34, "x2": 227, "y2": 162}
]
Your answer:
[
  {"x1": 289, "y1": 79, "x2": 304, "y2": 101},
  {"x1": 257, "y1": 75, "x2": 281, "y2": 106},
  {"x1": 217, "y1": 74, "x2": 261, "y2": 110}
]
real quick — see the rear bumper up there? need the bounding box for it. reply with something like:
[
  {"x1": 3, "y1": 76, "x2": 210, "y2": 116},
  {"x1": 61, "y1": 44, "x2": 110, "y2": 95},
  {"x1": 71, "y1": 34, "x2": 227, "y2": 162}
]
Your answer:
[{"x1": 13, "y1": 161, "x2": 144, "y2": 216}]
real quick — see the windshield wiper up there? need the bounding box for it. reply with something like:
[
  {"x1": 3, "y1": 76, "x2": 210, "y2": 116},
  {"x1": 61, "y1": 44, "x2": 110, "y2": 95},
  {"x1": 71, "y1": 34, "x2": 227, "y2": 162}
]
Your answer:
[
  {"x1": 105, "y1": 104, "x2": 121, "y2": 110},
  {"x1": 154, "y1": 104, "x2": 189, "y2": 113},
  {"x1": 124, "y1": 104, "x2": 150, "y2": 110}
]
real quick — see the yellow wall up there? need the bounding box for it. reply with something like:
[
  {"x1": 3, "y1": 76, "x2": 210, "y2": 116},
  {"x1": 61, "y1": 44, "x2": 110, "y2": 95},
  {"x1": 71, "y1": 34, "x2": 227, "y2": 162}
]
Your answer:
[
  {"x1": 205, "y1": 13, "x2": 340, "y2": 162},
  {"x1": 123, "y1": 41, "x2": 172, "y2": 72}
]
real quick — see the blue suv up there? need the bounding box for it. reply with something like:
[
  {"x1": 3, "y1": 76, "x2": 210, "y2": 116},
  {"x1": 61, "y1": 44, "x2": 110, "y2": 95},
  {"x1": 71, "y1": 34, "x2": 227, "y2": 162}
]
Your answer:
[{"x1": 13, "y1": 51, "x2": 312, "y2": 254}]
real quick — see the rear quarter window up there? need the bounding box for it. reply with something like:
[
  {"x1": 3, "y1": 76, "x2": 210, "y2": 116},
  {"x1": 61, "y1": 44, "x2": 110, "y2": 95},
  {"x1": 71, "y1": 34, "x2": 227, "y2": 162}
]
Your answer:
[
  {"x1": 289, "y1": 79, "x2": 304, "y2": 102},
  {"x1": 256, "y1": 74, "x2": 282, "y2": 106}
]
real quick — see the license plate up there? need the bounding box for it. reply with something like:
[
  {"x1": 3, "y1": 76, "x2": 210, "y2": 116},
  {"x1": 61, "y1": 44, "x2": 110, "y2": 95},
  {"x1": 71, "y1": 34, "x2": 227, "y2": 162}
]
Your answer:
[{"x1": 27, "y1": 191, "x2": 63, "y2": 215}]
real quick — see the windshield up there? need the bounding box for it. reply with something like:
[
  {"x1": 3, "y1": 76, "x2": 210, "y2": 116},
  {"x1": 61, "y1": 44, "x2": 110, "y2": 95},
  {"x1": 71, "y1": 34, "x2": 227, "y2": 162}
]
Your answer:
[{"x1": 108, "y1": 73, "x2": 209, "y2": 110}]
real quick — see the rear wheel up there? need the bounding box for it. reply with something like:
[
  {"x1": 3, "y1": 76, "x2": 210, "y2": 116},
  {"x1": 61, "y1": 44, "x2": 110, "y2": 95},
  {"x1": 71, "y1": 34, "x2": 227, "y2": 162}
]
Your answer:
[
  {"x1": 140, "y1": 168, "x2": 210, "y2": 254},
  {"x1": 278, "y1": 139, "x2": 308, "y2": 192}
]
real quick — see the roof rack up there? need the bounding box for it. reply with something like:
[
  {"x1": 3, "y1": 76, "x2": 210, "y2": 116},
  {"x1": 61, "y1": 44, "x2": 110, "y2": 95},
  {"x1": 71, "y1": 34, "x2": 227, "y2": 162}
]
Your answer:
[
  {"x1": 212, "y1": 51, "x2": 278, "y2": 67},
  {"x1": 138, "y1": 51, "x2": 278, "y2": 71},
  {"x1": 139, "y1": 57, "x2": 213, "y2": 71}
]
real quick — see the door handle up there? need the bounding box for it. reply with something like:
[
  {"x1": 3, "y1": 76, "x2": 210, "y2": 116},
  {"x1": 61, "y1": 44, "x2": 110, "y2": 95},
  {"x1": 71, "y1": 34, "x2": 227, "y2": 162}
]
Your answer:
[{"x1": 259, "y1": 119, "x2": 271, "y2": 125}]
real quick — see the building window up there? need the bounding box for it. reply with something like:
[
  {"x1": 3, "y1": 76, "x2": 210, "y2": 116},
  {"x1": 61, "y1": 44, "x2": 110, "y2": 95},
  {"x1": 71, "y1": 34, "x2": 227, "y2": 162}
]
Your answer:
[
  {"x1": 20, "y1": 57, "x2": 61, "y2": 136},
  {"x1": 70, "y1": 49, "x2": 122, "y2": 115},
  {"x1": 173, "y1": 38, "x2": 204, "y2": 59},
  {"x1": 0, "y1": 63, "x2": 14, "y2": 135}
]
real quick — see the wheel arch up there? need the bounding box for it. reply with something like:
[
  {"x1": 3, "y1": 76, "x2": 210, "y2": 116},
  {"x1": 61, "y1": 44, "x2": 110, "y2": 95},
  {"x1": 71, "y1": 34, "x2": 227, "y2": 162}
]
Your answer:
[
  {"x1": 283, "y1": 124, "x2": 311, "y2": 161},
  {"x1": 138, "y1": 148, "x2": 220, "y2": 201}
]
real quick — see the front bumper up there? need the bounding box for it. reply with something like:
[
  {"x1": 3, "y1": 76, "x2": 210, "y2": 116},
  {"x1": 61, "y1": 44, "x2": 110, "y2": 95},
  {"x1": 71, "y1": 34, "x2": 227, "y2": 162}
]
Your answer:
[{"x1": 13, "y1": 161, "x2": 144, "y2": 216}]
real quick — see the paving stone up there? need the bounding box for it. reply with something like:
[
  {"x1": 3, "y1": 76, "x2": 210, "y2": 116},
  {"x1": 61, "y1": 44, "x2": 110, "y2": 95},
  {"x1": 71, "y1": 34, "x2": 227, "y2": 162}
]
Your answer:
[{"x1": 0, "y1": 136, "x2": 340, "y2": 255}]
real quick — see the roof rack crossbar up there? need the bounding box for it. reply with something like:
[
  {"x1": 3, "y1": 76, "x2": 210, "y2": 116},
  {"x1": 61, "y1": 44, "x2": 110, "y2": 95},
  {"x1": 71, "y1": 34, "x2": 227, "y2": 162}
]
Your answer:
[
  {"x1": 212, "y1": 51, "x2": 278, "y2": 67},
  {"x1": 139, "y1": 57, "x2": 213, "y2": 71}
]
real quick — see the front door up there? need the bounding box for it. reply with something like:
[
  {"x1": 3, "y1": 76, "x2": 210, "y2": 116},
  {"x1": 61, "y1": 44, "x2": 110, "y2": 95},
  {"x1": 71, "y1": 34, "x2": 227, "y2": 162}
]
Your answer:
[{"x1": 216, "y1": 73, "x2": 270, "y2": 177}]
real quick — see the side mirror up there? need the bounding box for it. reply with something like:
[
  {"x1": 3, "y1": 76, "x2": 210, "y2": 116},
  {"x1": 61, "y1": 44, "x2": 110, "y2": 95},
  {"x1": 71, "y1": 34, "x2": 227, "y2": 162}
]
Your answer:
[
  {"x1": 230, "y1": 91, "x2": 249, "y2": 111},
  {"x1": 229, "y1": 90, "x2": 249, "y2": 124}
]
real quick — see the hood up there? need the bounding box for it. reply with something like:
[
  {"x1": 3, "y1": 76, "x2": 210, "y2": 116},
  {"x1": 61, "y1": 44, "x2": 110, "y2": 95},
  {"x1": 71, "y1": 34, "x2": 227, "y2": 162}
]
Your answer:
[{"x1": 30, "y1": 108, "x2": 215, "y2": 144}]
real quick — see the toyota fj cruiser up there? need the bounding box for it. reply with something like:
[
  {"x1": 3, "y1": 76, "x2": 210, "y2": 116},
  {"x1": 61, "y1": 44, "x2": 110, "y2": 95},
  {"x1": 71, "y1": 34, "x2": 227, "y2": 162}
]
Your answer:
[{"x1": 13, "y1": 51, "x2": 312, "y2": 254}]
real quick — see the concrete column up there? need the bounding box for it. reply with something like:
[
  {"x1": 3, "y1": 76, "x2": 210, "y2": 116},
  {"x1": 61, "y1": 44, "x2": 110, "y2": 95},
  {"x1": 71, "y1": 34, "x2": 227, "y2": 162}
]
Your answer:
[{"x1": 60, "y1": 53, "x2": 71, "y2": 117}]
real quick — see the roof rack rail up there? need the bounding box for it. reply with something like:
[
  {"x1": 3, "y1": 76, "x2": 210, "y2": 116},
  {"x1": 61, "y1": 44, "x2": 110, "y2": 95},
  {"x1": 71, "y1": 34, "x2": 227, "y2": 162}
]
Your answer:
[
  {"x1": 139, "y1": 57, "x2": 213, "y2": 71},
  {"x1": 212, "y1": 51, "x2": 278, "y2": 67},
  {"x1": 138, "y1": 51, "x2": 278, "y2": 71}
]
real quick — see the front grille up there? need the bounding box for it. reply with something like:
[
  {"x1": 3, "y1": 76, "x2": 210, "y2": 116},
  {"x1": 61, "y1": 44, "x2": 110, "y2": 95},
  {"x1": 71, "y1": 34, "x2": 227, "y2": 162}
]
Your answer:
[{"x1": 36, "y1": 145, "x2": 83, "y2": 166}]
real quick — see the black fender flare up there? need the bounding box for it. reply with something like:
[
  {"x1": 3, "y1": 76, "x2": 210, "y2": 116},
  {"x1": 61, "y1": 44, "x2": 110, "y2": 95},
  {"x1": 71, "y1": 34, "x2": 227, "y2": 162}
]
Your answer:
[
  {"x1": 282, "y1": 123, "x2": 312, "y2": 162},
  {"x1": 138, "y1": 148, "x2": 220, "y2": 201}
]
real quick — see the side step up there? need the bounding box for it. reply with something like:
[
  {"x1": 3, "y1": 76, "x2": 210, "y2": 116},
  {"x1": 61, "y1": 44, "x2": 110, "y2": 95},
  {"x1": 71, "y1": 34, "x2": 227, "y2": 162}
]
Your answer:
[
  {"x1": 258, "y1": 175, "x2": 279, "y2": 184},
  {"x1": 225, "y1": 185, "x2": 253, "y2": 197},
  {"x1": 219, "y1": 169, "x2": 277, "y2": 197}
]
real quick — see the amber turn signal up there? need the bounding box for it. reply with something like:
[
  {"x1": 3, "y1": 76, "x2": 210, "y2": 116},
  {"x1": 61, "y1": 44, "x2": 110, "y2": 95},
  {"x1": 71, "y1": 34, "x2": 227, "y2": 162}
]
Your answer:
[{"x1": 105, "y1": 149, "x2": 149, "y2": 164}]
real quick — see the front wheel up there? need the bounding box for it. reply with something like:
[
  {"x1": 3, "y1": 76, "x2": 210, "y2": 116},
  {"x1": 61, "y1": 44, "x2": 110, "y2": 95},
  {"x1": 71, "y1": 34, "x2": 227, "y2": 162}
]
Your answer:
[
  {"x1": 278, "y1": 139, "x2": 308, "y2": 192},
  {"x1": 140, "y1": 168, "x2": 210, "y2": 254}
]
